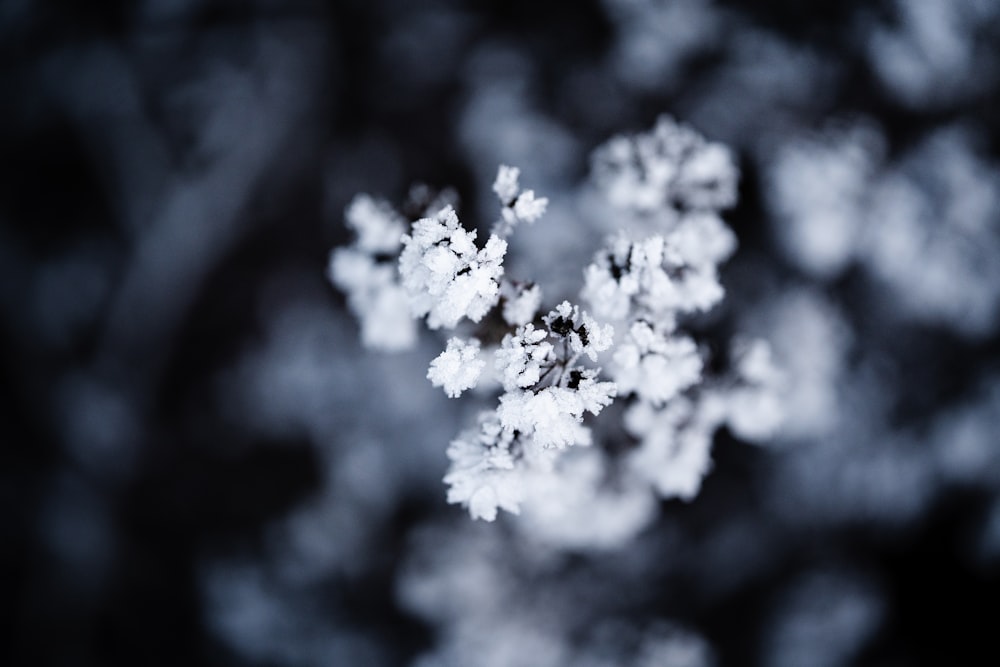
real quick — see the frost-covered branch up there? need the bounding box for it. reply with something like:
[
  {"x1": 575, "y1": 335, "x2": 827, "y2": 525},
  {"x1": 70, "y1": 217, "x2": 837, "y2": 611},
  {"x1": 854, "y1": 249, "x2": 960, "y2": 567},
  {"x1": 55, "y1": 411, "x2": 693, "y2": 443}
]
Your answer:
[{"x1": 329, "y1": 116, "x2": 784, "y2": 547}]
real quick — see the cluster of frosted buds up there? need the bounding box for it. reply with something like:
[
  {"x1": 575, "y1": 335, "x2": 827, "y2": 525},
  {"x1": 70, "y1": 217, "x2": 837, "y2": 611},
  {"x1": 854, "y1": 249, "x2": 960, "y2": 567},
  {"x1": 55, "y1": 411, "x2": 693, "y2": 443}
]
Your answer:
[
  {"x1": 398, "y1": 205, "x2": 508, "y2": 329},
  {"x1": 492, "y1": 164, "x2": 549, "y2": 237},
  {"x1": 591, "y1": 115, "x2": 738, "y2": 215},
  {"x1": 327, "y1": 194, "x2": 416, "y2": 351},
  {"x1": 580, "y1": 117, "x2": 783, "y2": 508},
  {"x1": 440, "y1": 301, "x2": 616, "y2": 521},
  {"x1": 329, "y1": 117, "x2": 784, "y2": 539}
]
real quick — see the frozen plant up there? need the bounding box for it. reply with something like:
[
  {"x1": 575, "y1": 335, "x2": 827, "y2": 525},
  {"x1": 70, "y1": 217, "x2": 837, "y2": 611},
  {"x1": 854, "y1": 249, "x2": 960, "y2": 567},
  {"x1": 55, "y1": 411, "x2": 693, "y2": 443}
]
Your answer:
[
  {"x1": 327, "y1": 195, "x2": 417, "y2": 351},
  {"x1": 765, "y1": 122, "x2": 1000, "y2": 338},
  {"x1": 601, "y1": 0, "x2": 724, "y2": 93},
  {"x1": 865, "y1": 0, "x2": 1000, "y2": 109},
  {"x1": 329, "y1": 117, "x2": 783, "y2": 544},
  {"x1": 397, "y1": 204, "x2": 508, "y2": 330},
  {"x1": 398, "y1": 519, "x2": 718, "y2": 667}
]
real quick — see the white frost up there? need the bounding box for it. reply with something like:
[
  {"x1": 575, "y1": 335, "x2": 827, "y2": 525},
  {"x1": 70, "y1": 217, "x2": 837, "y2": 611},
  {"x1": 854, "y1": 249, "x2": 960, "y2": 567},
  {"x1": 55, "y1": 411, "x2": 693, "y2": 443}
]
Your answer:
[
  {"x1": 399, "y1": 206, "x2": 507, "y2": 329},
  {"x1": 427, "y1": 338, "x2": 486, "y2": 398}
]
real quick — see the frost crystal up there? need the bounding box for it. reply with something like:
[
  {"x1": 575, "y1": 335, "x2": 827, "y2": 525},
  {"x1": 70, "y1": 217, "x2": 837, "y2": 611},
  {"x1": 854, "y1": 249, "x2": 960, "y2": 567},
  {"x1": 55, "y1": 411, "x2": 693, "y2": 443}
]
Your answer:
[
  {"x1": 591, "y1": 115, "x2": 738, "y2": 215},
  {"x1": 612, "y1": 322, "x2": 702, "y2": 405},
  {"x1": 498, "y1": 375, "x2": 616, "y2": 450},
  {"x1": 625, "y1": 398, "x2": 716, "y2": 501},
  {"x1": 724, "y1": 340, "x2": 785, "y2": 442},
  {"x1": 399, "y1": 205, "x2": 507, "y2": 329},
  {"x1": 512, "y1": 190, "x2": 548, "y2": 223},
  {"x1": 428, "y1": 338, "x2": 485, "y2": 398},
  {"x1": 493, "y1": 164, "x2": 521, "y2": 204},
  {"x1": 327, "y1": 195, "x2": 417, "y2": 351},
  {"x1": 498, "y1": 389, "x2": 594, "y2": 450},
  {"x1": 496, "y1": 323, "x2": 555, "y2": 391},
  {"x1": 492, "y1": 164, "x2": 549, "y2": 235},
  {"x1": 501, "y1": 281, "x2": 543, "y2": 326},
  {"x1": 492, "y1": 303, "x2": 617, "y2": 451},
  {"x1": 343, "y1": 193, "x2": 406, "y2": 254},
  {"x1": 543, "y1": 301, "x2": 615, "y2": 362},
  {"x1": 444, "y1": 412, "x2": 525, "y2": 521},
  {"x1": 582, "y1": 233, "x2": 726, "y2": 324},
  {"x1": 329, "y1": 117, "x2": 782, "y2": 538}
]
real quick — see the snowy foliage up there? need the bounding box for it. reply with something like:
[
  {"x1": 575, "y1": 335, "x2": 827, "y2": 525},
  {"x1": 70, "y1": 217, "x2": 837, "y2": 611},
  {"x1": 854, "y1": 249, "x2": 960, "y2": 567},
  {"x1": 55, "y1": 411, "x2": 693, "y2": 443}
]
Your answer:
[
  {"x1": 582, "y1": 224, "x2": 734, "y2": 325},
  {"x1": 329, "y1": 117, "x2": 782, "y2": 542},
  {"x1": 397, "y1": 520, "x2": 717, "y2": 667},
  {"x1": 765, "y1": 122, "x2": 1000, "y2": 338},
  {"x1": 398, "y1": 205, "x2": 508, "y2": 330},
  {"x1": 427, "y1": 338, "x2": 485, "y2": 398},
  {"x1": 591, "y1": 115, "x2": 738, "y2": 216},
  {"x1": 492, "y1": 164, "x2": 549, "y2": 236},
  {"x1": 765, "y1": 124, "x2": 882, "y2": 279},
  {"x1": 327, "y1": 195, "x2": 417, "y2": 351},
  {"x1": 496, "y1": 368, "x2": 615, "y2": 449},
  {"x1": 625, "y1": 397, "x2": 717, "y2": 500},
  {"x1": 500, "y1": 280, "x2": 543, "y2": 327},
  {"x1": 724, "y1": 339, "x2": 785, "y2": 442},
  {"x1": 16, "y1": 3, "x2": 1000, "y2": 665},
  {"x1": 866, "y1": 0, "x2": 1000, "y2": 109},
  {"x1": 611, "y1": 321, "x2": 702, "y2": 405},
  {"x1": 443, "y1": 412, "x2": 526, "y2": 522}
]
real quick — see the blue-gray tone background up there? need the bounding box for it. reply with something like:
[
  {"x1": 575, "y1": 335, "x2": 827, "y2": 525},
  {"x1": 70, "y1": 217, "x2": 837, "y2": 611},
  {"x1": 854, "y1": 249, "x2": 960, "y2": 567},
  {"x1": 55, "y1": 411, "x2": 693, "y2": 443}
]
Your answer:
[{"x1": 3, "y1": 1, "x2": 999, "y2": 665}]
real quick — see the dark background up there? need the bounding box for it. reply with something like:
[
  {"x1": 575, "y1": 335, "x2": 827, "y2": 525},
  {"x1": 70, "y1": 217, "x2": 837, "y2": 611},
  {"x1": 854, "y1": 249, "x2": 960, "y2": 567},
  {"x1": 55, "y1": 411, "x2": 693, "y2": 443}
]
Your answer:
[{"x1": 3, "y1": 1, "x2": 999, "y2": 665}]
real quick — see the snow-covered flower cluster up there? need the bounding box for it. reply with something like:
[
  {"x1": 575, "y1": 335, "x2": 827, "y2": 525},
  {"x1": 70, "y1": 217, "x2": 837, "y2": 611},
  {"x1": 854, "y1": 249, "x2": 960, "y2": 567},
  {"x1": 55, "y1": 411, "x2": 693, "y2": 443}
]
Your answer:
[
  {"x1": 865, "y1": 0, "x2": 1000, "y2": 110},
  {"x1": 443, "y1": 412, "x2": 524, "y2": 522},
  {"x1": 492, "y1": 164, "x2": 549, "y2": 237},
  {"x1": 398, "y1": 205, "x2": 508, "y2": 329},
  {"x1": 427, "y1": 338, "x2": 485, "y2": 398},
  {"x1": 765, "y1": 122, "x2": 1000, "y2": 338},
  {"x1": 442, "y1": 301, "x2": 618, "y2": 522},
  {"x1": 329, "y1": 116, "x2": 783, "y2": 545},
  {"x1": 612, "y1": 320, "x2": 702, "y2": 406},
  {"x1": 575, "y1": 120, "x2": 783, "y2": 515},
  {"x1": 591, "y1": 115, "x2": 739, "y2": 216},
  {"x1": 582, "y1": 230, "x2": 731, "y2": 324},
  {"x1": 327, "y1": 195, "x2": 417, "y2": 351}
]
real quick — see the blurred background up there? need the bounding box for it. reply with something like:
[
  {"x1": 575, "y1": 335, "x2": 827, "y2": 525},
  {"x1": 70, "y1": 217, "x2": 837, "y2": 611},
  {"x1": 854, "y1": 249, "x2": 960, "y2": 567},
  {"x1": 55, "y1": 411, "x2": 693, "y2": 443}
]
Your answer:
[{"x1": 3, "y1": 1, "x2": 999, "y2": 665}]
